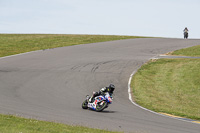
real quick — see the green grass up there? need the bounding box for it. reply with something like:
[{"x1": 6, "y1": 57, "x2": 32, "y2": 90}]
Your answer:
[
  {"x1": 0, "y1": 114, "x2": 120, "y2": 133},
  {"x1": 131, "y1": 58, "x2": 200, "y2": 120},
  {"x1": 0, "y1": 34, "x2": 145, "y2": 57},
  {"x1": 171, "y1": 45, "x2": 200, "y2": 56}
]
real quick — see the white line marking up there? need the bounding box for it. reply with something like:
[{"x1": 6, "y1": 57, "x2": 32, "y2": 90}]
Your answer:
[{"x1": 0, "y1": 50, "x2": 43, "y2": 60}]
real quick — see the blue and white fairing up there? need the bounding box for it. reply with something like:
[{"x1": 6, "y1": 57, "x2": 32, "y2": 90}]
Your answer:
[{"x1": 87, "y1": 92, "x2": 112, "y2": 110}]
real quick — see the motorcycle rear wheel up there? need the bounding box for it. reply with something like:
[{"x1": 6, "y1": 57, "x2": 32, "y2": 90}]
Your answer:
[{"x1": 96, "y1": 101, "x2": 108, "y2": 112}]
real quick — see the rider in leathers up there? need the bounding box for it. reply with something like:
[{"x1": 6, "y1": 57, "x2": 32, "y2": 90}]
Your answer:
[
  {"x1": 183, "y1": 27, "x2": 189, "y2": 33},
  {"x1": 89, "y1": 84, "x2": 115, "y2": 103},
  {"x1": 183, "y1": 27, "x2": 189, "y2": 39}
]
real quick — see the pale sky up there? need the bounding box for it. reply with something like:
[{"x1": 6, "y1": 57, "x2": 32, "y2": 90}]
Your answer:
[{"x1": 0, "y1": 0, "x2": 200, "y2": 38}]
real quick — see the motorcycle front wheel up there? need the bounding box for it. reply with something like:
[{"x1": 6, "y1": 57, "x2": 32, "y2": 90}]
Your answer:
[
  {"x1": 82, "y1": 100, "x2": 88, "y2": 109},
  {"x1": 96, "y1": 101, "x2": 108, "y2": 112}
]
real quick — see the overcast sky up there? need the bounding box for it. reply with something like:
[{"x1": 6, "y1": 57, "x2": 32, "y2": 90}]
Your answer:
[{"x1": 0, "y1": 0, "x2": 200, "y2": 38}]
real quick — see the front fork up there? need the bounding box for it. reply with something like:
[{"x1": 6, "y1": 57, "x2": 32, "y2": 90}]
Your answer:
[{"x1": 86, "y1": 95, "x2": 90, "y2": 102}]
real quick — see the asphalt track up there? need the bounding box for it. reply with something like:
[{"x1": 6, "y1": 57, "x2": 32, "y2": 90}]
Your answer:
[{"x1": 0, "y1": 38, "x2": 200, "y2": 133}]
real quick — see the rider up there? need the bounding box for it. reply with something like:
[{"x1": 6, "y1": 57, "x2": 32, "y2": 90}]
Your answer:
[
  {"x1": 183, "y1": 27, "x2": 189, "y2": 39},
  {"x1": 183, "y1": 27, "x2": 189, "y2": 33},
  {"x1": 89, "y1": 84, "x2": 115, "y2": 103}
]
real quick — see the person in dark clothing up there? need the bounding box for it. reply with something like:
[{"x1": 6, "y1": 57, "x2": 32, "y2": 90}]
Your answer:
[
  {"x1": 89, "y1": 84, "x2": 115, "y2": 103},
  {"x1": 183, "y1": 27, "x2": 189, "y2": 39}
]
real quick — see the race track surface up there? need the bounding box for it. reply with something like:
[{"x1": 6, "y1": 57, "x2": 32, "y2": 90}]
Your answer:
[{"x1": 0, "y1": 38, "x2": 200, "y2": 133}]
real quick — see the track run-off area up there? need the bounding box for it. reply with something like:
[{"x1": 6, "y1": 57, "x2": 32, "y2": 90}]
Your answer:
[{"x1": 0, "y1": 38, "x2": 200, "y2": 133}]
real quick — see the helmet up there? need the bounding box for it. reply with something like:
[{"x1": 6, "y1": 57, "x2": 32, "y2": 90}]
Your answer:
[{"x1": 108, "y1": 84, "x2": 115, "y2": 93}]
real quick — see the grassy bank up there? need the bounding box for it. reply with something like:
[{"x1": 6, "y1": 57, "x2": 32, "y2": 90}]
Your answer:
[
  {"x1": 171, "y1": 45, "x2": 200, "y2": 57},
  {"x1": 131, "y1": 58, "x2": 200, "y2": 120},
  {"x1": 0, "y1": 34, "x2": 144, "y2": 57},
  {"x1": 0, "y1": 114, "x2": 120, "y2": 133}
]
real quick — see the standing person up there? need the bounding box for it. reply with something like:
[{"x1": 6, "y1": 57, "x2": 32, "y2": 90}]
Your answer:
[{"x1": 183, "y1": 27, "x2": 189, "y2": 39}]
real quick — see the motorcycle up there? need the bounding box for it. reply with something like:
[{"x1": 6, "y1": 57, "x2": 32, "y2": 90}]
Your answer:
[
  {"x1": 82, "y1": 92, "x2": 113, "y2": 112},
  {"x1": 184, "y1": 32, "x2": 188, "y2": 39}
]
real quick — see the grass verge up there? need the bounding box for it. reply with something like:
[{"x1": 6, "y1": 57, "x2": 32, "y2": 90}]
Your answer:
[
  {"x1": 170, "y1": 45, "x2": 200, "y2": 56},
  {"x1": 0, "y1": 34, "x2": 146, "y2": 57},
  {"x1": 131, "y1": 58, "x2": 200, "y2": 120},
  {"x1": 0, "y1": 114, "x2": 120, "y2": 133}
]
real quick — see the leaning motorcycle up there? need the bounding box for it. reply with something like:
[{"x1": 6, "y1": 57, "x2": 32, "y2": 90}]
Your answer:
[{"x1": 82, "y1": 92, "x2": 112, "y2": 112}]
